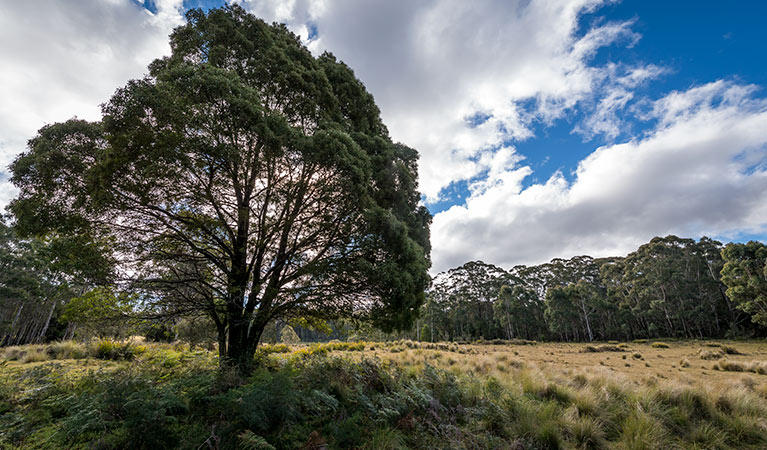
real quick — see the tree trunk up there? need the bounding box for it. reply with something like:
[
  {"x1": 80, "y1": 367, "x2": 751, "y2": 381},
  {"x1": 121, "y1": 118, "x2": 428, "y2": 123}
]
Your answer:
[
  {"x1": 37, "y1": 300, "x2": 57, "y2": 344},
  {"x1": 580, "y1": 299, "x2": 593, "y2": 342},
  {"x1": 216, "y1": 323, "x2": 227, "y2": 361},
  {"x1": 220, "y1": 317, "x2": 266, "y2": 373}
]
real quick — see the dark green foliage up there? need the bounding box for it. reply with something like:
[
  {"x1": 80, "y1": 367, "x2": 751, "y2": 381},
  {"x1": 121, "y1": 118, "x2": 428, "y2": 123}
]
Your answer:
[
  {"x1": 0, "y1": 218, "x2": 113, "y2": 346},
  {"x1": 428, "y1": 261, "x2": 518, "y2": 341},
  {"x1": 423, "y1": 236, "x2": 766, "y2": 343},
  {"x1": 721, "y1": 241, "x2": 767, "y2": 327},
  {"x1": 59, "y1": 371, "x2": 187, "y2": 449}
]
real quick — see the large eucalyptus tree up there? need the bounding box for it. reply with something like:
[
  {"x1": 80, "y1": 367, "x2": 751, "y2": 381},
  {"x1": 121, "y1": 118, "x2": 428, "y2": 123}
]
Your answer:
[{"x1": 10, "y1": 6, "x2": 431, "y2": 369}]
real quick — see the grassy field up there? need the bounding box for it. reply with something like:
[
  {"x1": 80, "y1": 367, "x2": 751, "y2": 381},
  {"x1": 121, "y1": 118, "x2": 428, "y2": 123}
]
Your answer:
[
  {"x1": 367, "y1": 339, "x2": 767, "y2": 386},
  {"x1": 2, "y1": 339, "x2": 767, "y2": 449}
]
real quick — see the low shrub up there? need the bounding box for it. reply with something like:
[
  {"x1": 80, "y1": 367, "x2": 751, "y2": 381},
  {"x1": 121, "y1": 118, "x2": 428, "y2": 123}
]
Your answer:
[
  {"x1": 716, "y1": 360, "x2": 745, "y2": 372},
  {"x1": 651, "y1": 342, "x2": 670, "y2": 349},
  {"x1": 259, "y1": 343, "x2": 291, "y2": 354},
  {"x1": 46, "y1": 341, "x2": 87, "y2": 360}
]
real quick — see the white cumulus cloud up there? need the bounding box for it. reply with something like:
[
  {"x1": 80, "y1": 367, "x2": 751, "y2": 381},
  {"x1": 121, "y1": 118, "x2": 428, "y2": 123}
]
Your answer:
[
  {"x1": 431, "y1": 81, "x2": 767, "y2": 271},
  {"x1": 0, "y1": 0, "x2": 185, "y2": 210},
  {"x1": 237, "y1": 0, "x2": 647, "y2": 201}
]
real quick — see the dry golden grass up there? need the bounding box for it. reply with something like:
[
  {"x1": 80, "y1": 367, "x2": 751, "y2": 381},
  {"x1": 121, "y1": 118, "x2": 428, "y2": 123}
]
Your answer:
[
  {"x1": 4, "y1": 339, "x2": 766, "y2": 392},
  {"x1": 329, "y1": 340, "x2": 767, "y2": 392}
]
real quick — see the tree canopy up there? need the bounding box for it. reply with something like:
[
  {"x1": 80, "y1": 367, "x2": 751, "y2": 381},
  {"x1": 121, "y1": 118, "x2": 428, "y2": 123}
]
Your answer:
[
  {"x1": 419, "y1": 236, "x2": 764, "y2": 343},
  {"x1": 721, "y1": 241, "x2": 767, "y2": 327},
  {"x1": 9, "y1": 6, "x2": 431, "y2": 368}
]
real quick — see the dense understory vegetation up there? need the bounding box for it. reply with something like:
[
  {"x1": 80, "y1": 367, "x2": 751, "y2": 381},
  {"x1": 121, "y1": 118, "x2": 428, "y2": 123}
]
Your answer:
[{"x1": 2, "y1": 341, "x2": 767, "y2": 449}]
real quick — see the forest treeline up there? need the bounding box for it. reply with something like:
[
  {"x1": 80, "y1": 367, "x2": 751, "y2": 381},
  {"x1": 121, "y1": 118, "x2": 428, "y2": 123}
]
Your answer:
[
  {"x1": 2, "y1": 215, "x2": 767, "y2": 346},
  {"x1": 418, "y1": 235, "x2": 767, "y2": 342}
]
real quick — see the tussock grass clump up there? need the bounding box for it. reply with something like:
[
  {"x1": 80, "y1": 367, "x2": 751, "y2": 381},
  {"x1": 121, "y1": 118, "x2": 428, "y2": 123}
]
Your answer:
[
  {"x1": 722, "y1": 345, "x2": 743, "y2": 355},
  {"x1": 363, "y1": 427, "x2": 407, "y2": 450},
  {"x1": 748, "y1": 362, "x2": 767, "y2": 375},
  {"x1": 564, "y1": 414, "x2": 607, "y2": 449},
  {"x1": 474, "y1": 338, "x2": 536, "y2": 346},
  {"x1": 293, "y1": 343, "x2": 330, "y2": 358},
  {"x1": 632, "y1": 338, "x2": 649, "y2": 344},
  {"x1": 582, "y1": 344, "x2": 624, "y2": 353},
  {"x1": 2, "y1": 346, "x2": 37, "y2": 361},
  {"x1": 259, "y1": 343, "x2": 291, "y2": 354},
  {"x1": 90, "y1": 339, "x2": 145, "y2": 360},
  {"x1": 328, "y1": 341, "x2": 366, "y2": 352},
  {"x1": 46, "y1": 341, "x2": 87, "y2": 360},
  {"x1": 20, "y1": 348, "x2": 49, "y2": 363},
  {"x1": 619, "y1": 411, "x2": 670, "y2": 449},
  {"x1": 3, "y1": 340, "x2": 149, "y2": 363},
  {"x1": 715, "y1": 360, "x2": 745, "y2": 372},
  {"x1": 699, "y1": 349, "x2": 723, "y2": 360},
  {"x1": 714, "y1": 359, "x2": 767, "y2": 375},
  {"x1": 651, "y1": 342, "x2": 670, "y2": 349}
]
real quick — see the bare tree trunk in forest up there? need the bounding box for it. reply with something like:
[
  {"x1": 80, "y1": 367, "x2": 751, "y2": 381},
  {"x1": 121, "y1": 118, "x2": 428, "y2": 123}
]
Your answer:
[
  {"x1": 580, "y1": 298, "x2": 593, "y2": 342},
  {"x1": 216, "y1": 324, "x2": 227, "y2": 361},
  {"x1": 10, "y1": 303, "x2": 23, "y2": 335},
  {"x1": 37, "y1": 300, "x2": 57, "y2": 343},
  {"x1": 430, "y1": 318, "x2": 434, "y2": 343},
  {"x1": 416, "y1": 318, "x2": 421, "y2": 341},
  {"x1": 64, "y1": 323, "x2": 77, "y2": 340}
]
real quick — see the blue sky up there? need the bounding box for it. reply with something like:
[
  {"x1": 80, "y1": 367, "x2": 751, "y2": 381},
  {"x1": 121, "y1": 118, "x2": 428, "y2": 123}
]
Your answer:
[
  {"x1": 1, "y1": 0, "x2": 767, "y2": 273},
  {"x1": 506, "y1": 1, "x2": 767, "y2": 195}
]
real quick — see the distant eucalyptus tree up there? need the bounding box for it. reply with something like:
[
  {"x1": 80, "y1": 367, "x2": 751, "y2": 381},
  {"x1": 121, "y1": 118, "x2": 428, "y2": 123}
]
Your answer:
[{"x1": 721, "y1": 241, "x2": 767, "y2": 327}]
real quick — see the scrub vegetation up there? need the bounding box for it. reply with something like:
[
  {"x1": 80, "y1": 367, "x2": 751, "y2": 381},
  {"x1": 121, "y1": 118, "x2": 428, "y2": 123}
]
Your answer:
[{"x1": 2, "y1": 339, "x2": 767, "y2": 449}]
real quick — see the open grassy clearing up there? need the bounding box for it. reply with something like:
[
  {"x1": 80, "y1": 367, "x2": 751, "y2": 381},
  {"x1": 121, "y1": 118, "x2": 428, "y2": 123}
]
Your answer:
[
  {"x1": 2, "y1": 339, "x2": 767, "y2": 449},
  {"x1": 360, "y1": 340, "x2": 767, "y2": 387}
]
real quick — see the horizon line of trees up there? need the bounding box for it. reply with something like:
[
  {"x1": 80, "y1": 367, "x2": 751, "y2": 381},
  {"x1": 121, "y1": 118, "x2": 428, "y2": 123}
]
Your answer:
[
  {"x1": 417, "y1": 235, "x2": 767, "y2": 343},
  {"x1": 2, "y1": 226, "x2": 766, "y2": 345}
]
